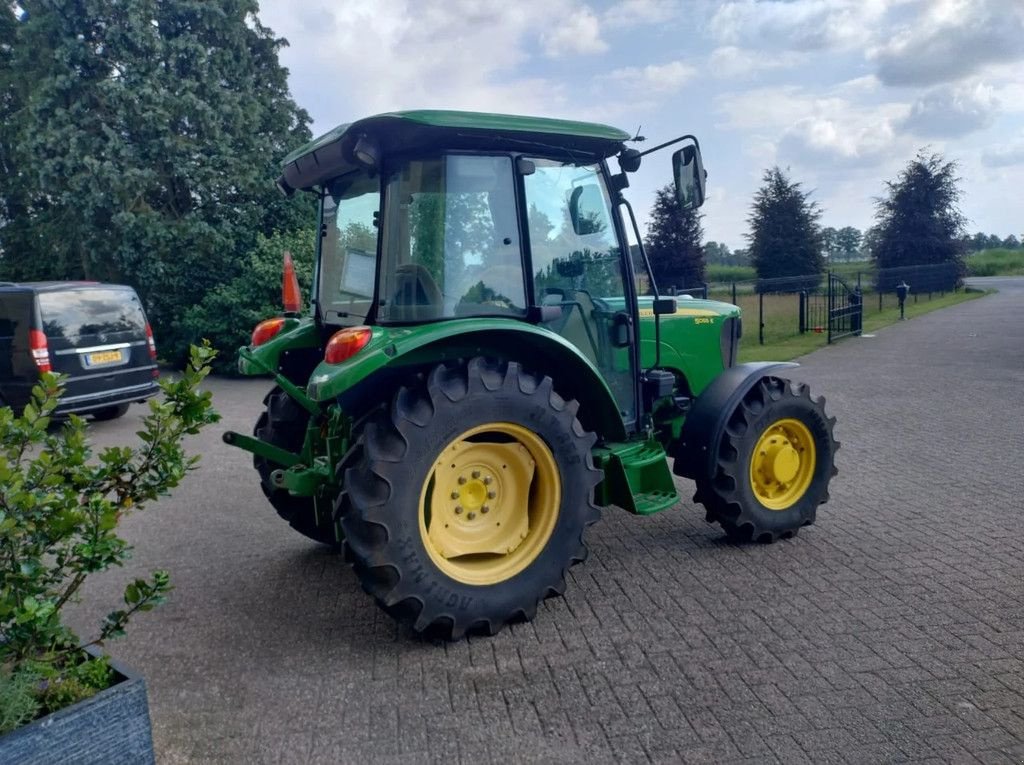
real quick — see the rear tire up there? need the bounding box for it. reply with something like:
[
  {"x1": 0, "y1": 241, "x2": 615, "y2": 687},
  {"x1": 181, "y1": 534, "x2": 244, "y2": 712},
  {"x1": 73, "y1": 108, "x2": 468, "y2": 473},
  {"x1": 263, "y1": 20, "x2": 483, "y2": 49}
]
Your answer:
[
  {"x1": 253, "y1": 387, "x2": 339, "y2": 547},
  {"x1": 338, "y1": 357, "x2": 601, "y2": 639},
  {"x1": 694, "y1": 376, "x2": 838, "y2": 543},
  {"x1": 91, "y1": 403, "x2": 130, "y2": 421}
]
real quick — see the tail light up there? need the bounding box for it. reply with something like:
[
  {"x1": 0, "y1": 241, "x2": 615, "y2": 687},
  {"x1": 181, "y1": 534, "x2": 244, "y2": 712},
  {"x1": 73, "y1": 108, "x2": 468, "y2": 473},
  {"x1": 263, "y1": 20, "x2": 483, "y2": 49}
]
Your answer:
[
  {"x1": 325, "y1": 326, "x2": 372, "y2": 364},
  {"x1": 282, "y1": 251, "x2": 301, "y2": 313},
  {"x1": 29, "y1": 329, "x2": 51, "y2": 373},
  {"x1": 251, "y1": 317, "x2": 286, "y2": 347},
  {"x1": 145, "y1": 323, "x2": 160, "y2": 378},
  {"x1": 145, "y1": 323, "x2": 158, "y2": 360}
]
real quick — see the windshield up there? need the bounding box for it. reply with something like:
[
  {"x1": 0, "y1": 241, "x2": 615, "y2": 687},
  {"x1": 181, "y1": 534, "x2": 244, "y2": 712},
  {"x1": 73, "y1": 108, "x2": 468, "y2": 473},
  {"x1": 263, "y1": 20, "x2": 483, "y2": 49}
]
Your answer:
[{"x1": 318, "y1": 172, "x2": 381, "y2": 324}]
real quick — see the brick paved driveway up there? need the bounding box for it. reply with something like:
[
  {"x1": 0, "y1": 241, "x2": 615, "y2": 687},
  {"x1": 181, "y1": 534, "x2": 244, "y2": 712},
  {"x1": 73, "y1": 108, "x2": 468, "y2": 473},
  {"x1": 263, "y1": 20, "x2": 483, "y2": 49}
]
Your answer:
[{"x1": 76, "y1": 277, "x2": 1024, "y2": 763}]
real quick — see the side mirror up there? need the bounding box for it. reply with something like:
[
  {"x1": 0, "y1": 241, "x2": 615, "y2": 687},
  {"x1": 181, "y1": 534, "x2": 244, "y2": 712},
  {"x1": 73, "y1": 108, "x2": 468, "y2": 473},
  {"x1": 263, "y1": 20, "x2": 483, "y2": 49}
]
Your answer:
[{"x1": 672, "y1": 144, "x2": 706, "y2": 210}]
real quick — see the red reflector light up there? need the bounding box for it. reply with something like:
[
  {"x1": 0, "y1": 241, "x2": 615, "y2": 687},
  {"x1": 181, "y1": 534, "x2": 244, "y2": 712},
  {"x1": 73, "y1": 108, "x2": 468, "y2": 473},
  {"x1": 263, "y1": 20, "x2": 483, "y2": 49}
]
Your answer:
[
  {"x1": 145, "y1": 322, "x2": 158, "y2": 360},
  {"x1": 29, "y1": 329, "x2": 51, "y2": 373},
  {"x1": 325, "y1": 326, "x2": 372, "y2": 364},
  {"x1": 251, "y1": 317, "x2": 286, "y2": 347}
]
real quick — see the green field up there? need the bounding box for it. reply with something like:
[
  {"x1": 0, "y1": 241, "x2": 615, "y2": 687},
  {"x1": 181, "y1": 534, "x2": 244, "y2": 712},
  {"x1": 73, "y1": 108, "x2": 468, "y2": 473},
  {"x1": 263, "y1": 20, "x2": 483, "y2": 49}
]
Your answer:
[
  {"x1": 966, "y1": 249, "x2": 1024, "y2": 276},
  {"x1": 736, "y1": 288, "x2": 987, "y2": 362}
]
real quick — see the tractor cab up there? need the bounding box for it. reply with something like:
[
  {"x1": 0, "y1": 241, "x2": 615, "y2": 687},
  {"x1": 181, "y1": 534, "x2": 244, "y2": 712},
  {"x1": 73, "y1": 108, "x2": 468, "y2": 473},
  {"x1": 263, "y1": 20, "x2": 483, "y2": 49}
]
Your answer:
[{"x1": 277, "y1": 111, "x2": 705, "y2": 431}]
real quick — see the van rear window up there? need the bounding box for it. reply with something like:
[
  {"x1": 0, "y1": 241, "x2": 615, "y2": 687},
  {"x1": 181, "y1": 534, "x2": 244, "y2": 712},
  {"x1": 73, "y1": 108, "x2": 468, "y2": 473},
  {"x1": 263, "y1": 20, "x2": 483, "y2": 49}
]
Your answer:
[{"x1": 39, "y1": 289, "x2": 147, "y2": 340}]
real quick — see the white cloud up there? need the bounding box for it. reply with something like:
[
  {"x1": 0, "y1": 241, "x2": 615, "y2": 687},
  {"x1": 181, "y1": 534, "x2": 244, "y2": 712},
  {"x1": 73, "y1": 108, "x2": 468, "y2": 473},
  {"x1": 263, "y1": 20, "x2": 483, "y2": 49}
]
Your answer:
[
  {"x1": 716, "y1": 86, "x2": 911, "y2": 167},
  {"x1": 602, "y1": 0, "x2": 680, "y2": 28},
  {"x1": 601, "y1": 61, "x2": 696, "y2": 94},
  {"x1": 870, "y1": 0, "x2": 1024, "y2": 86},
  {"x1": 708, "y1": 46, "x2": 804, "y2": 79},
  {"x1": 257, "y1": 0, "x2": 605, "y2": 123},
  {"x1": 981, "y1": 137, "x2": 1024, "y2": 167},
  {"x1": 540, "y1": 6, "x2": 608, "y2": 57},
  {"x1": 901, "y1": 82, "x2": 999, "y2": 137},
  {"x1": 708, "y1": 0, "x2": 889, "y2": 52}
]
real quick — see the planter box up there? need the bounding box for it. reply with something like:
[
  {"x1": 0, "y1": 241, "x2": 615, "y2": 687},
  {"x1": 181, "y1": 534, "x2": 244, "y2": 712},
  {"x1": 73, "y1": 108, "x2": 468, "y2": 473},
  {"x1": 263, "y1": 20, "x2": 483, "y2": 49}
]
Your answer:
[{"x1": 0, "y1": 652, "x2": 155, "y2": 765}]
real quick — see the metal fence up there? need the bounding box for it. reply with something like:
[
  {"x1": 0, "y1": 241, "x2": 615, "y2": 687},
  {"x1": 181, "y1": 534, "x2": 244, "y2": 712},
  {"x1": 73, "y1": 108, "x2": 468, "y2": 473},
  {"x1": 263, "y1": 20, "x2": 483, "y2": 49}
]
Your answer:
[{"x1": 702, "y1": 262, "x2": 962, "y2": 346}]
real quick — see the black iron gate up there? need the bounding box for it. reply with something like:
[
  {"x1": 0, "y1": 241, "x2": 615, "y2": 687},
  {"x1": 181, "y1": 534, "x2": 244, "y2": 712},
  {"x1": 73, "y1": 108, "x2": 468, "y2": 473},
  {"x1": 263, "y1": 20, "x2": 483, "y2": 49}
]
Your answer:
[{"x1": 799, "y1": 272, "x2": 863, "y2": 344}]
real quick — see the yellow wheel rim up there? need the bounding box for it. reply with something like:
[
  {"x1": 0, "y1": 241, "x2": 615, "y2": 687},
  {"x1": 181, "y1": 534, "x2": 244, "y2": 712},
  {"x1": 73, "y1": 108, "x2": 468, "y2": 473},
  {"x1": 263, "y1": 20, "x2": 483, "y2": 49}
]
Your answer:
[
  {"x1": 418, "y1": 422, "x2": 561, "y2": 586},
  {"x1": 749, "y1": 418, "x2": 817, "y2": 510}
]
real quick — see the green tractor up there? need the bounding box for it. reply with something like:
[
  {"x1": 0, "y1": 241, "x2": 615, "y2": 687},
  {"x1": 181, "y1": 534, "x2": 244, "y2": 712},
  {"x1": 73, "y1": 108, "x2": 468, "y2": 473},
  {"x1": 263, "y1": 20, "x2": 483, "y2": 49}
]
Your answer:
[{"x1": 223, "y1": 110, "x2": 838, "y2": 639}]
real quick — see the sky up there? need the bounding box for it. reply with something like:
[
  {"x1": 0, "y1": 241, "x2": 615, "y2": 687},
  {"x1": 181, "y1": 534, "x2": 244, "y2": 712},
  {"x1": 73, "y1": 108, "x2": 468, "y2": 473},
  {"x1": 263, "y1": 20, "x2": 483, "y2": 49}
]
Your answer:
[{"x1": 257, "y1": 0, "x2": 1024, "y2": 250}]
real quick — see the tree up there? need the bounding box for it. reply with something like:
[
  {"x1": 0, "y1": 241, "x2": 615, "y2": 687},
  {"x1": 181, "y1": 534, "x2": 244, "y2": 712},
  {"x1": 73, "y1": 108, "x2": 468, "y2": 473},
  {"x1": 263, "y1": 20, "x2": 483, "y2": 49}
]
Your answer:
[
  {"x1": 1003, "y1": 235, "x2": 1020, "y2": 249},
  {"x1": 871, "y1": 150, "x2": 966, "y2": 289},
  {"x1": 821, "y1": 226, "x2": 838, "y2": 260},
  {"x1": 746, "y1": 167, "x2": 823, "y2": 289},
  {"x1": 835, "y1": 226, "x2": 862, "y2": 261},
  {"x1": 0, "y1": 1, "x2": 312, "y2": 363},
  {"x1": 644, "y1": 184, "x2": 705, "y2": 290}
]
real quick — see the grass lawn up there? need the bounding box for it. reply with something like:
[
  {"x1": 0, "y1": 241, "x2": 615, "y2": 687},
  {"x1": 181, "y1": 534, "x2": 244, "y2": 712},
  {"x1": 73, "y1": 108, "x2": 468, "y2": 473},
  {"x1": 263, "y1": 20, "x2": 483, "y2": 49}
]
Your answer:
[
  {"x1": 737, "y1": 288, "x2": 988, "y2": 362},
  {"x1": 966, "y1": 249, "x2": 1024, "y2": 276}
]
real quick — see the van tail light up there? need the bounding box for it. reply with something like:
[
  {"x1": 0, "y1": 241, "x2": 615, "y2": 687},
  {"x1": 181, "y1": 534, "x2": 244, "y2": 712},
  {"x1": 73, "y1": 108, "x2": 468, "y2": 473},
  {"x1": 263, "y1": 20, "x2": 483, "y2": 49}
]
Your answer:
[
  {"x1": 145, "y1": 323, "x2": 158, "y2": 360},
  {"x1": 145, "y1": 323, "x2": 160, "y2": 378},
  {"x1": 282, "y1": 251, "x2": 301, "y2": 314},
  {"x1": 324, "y1": 326, "x2": 372, "y2": 364},
  {"x1": 29, "y1": 329, "x2": 51, "y2": 373},
  {"x1": 251, "y1": 317, "x2": 286, "y2": 347}
]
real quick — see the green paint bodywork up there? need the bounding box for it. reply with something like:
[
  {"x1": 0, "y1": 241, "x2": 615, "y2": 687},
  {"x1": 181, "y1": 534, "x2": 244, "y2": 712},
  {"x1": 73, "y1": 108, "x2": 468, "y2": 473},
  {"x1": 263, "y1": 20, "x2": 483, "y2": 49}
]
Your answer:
[
  {"x1": 592, "y1": 440, "x2": 678, "y2": 515},
  {"x1": 283, "y1": 110, "x2": 632, "y2": 167}
]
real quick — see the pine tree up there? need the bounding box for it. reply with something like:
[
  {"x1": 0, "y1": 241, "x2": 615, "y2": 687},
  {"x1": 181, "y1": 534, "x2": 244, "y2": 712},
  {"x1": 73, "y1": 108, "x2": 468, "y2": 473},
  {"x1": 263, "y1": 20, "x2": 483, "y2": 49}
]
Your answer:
[
  {"x1": 872, "y1": 150, "x2": 966, "y2": 289},
  {"x1": 644, "y1": 184, "x2": 705, "y2": 291},
  {"x1": 747, "y1": 167, "x2": 823, "y2": 290},
  {"x1": 0, "y1": 0, "x2": 311, "y2": 362}
]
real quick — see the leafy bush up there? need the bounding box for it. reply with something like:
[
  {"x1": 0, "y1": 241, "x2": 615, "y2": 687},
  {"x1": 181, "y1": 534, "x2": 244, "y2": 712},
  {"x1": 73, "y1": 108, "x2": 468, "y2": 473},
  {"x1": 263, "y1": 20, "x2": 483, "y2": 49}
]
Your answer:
[
  {"x1": 0, "y1": 344, "x2": 219, "y2": 734},
  {"x1": 181, "y1": 230, "x2": 314, "y2": 373}
]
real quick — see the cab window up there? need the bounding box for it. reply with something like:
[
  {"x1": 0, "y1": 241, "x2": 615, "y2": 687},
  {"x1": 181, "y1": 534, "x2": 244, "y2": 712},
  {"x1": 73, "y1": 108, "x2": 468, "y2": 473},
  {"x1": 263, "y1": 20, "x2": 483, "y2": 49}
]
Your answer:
[{"x1": 379, "y1": 155, "x2": 525, "y2": 322}]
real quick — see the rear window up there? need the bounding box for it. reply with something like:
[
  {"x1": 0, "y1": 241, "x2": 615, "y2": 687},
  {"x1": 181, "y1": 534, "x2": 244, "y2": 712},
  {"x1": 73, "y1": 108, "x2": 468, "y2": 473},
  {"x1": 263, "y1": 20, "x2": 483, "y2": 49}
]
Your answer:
[{"x1": 39, "y1": 289, "x2": 147, "y2": 340}]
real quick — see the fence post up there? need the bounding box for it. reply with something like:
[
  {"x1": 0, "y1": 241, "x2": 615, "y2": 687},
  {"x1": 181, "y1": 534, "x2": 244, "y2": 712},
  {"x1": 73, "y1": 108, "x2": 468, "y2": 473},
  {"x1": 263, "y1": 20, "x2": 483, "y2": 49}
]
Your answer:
[
  {"x1": 731, "y1": 281, "x2": 737, "y2": 306},
  {"x1": 827, "y1": 271, "x2": 833, "y2": 345},
  {"x1": 799, "y1": 291, "x2": 806, "y2": 334},
  {"x1": 759, "y1": 287, "x2": 764, "y2": 345}
]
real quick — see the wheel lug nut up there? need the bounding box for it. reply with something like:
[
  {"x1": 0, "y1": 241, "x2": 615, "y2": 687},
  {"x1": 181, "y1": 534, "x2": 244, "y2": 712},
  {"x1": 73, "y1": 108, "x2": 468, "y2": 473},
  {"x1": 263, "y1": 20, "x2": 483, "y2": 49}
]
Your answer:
[
  {"x1": 483, "y1": 476, "x2": 492, "y2": 485},
  {"x1": 468, "y1": 512, "x2": 476, "y2": 520},
  {"x1": 487, "y1": 491, "x2": 496, "y2": 499},
  {"x1": 471, "y1": 470, "x2": 480, "y2": 479},
  {"x1": 455, "y1": 506, "x2": 463, "y2": 514},
  {"x1": 481, "y1": 506, "x2": 490, "y2": 514},
  {"x1": 450, "y1": 491, "x2": 459, "y2": 499},
  {"x1": 458, "y1": 476, "x2": 467, "y2": 485}
]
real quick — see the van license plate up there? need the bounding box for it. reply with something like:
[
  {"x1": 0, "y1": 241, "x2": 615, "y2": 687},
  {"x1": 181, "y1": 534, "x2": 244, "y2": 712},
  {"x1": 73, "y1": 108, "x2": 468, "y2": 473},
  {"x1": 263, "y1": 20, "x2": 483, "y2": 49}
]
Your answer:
[{"x1": 86, "y1": 350, "x2": 123, "y2": 366}]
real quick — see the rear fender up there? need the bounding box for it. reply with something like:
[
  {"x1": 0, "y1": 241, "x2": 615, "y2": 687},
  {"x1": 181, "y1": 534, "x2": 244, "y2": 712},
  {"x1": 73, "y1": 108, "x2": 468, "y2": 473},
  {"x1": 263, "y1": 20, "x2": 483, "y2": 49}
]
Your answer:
[
  {"x1": 236, "y1": 317, "x2": 320, "y2": 377},
  {"x1": 306, "y1": 320, "x2": 628, "y2": 441},
  {"x1": 672, "y1": 362, "x2": 798, "y2": 480}
]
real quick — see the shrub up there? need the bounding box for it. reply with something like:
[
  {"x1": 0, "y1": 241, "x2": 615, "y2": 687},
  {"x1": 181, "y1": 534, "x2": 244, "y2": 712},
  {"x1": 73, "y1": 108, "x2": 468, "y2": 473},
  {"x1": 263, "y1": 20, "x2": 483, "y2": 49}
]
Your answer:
[
  {"x1": 181, "y1": 230, "x2": 314, "y2": 373},
  {"x1": 0, "y1": 344, "x2": 219, "y2": 733}
]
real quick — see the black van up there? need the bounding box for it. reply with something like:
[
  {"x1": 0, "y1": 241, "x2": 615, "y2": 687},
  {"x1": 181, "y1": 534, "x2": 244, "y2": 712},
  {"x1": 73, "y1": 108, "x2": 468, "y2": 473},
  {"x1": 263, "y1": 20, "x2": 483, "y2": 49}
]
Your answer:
[{"x1": 0, "y1": 282, "x2": 160, "y2": 419}]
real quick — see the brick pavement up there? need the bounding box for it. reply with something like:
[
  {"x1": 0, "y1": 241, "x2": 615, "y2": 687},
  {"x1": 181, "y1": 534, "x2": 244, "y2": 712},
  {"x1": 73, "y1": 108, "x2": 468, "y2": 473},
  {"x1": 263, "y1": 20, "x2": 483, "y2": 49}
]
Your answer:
[{"x1": 75, "y1": 277, "x2": 1024, "y2": 763}]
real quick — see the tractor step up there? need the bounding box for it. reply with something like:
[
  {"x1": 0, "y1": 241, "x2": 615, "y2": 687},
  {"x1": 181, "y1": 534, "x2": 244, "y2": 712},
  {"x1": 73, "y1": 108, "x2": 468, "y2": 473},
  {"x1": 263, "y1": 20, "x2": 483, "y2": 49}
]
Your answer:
[{"x1": 592, "y1": 439, "x2": 679, "y2": 515}]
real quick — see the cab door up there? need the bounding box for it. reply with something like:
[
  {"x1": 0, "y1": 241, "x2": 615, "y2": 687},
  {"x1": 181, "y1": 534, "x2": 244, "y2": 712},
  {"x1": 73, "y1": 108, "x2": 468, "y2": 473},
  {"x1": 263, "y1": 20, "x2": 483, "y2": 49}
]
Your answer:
[{"x1": 522, "y1": 158, "x2": 637, "y2": 428}]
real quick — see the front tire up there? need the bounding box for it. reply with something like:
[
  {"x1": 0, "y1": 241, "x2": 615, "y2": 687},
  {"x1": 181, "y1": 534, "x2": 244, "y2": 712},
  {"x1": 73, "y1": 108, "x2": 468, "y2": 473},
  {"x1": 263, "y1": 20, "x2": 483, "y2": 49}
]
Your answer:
[
  {"x1": 253, "y1": 387, "x2": 339, "y2": 547},
  {"x1": 694, "y1": 376, "x2": 838, "y2": 543},
  {"x1": 338, "y1": 357, "x2": 601, "y2": 639}
]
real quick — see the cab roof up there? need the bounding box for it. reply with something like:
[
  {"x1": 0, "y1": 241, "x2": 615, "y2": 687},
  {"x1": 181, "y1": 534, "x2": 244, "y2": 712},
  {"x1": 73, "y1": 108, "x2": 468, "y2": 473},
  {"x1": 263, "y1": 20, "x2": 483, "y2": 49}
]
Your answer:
[{"x1": 279, "y1": 110, "x2": 632, "y2": 193}]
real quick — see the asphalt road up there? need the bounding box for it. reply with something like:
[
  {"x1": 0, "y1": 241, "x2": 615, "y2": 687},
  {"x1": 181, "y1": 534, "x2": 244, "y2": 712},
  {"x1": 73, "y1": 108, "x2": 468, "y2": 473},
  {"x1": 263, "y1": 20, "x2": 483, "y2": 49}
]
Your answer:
[{"x1": 73, "y1": 276, "x2": 1024, "y2": 763}]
